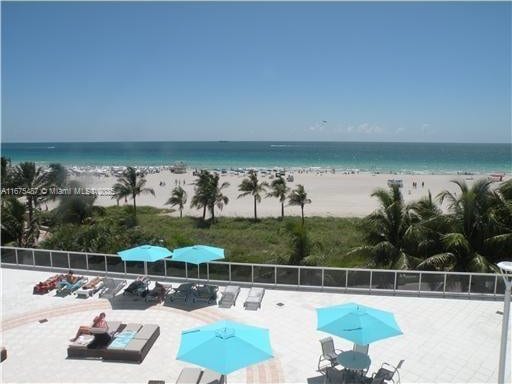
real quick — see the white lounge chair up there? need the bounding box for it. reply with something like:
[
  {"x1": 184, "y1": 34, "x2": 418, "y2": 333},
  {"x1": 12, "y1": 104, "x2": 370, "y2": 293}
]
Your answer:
[
  {"x1": 175, "y1": 368, "x2": 202, "y2": 384},
  {"x1": 198, "y1": 369, "x2": 225, "y2": 384},
  {"x1": 218, "y1": 285, "x2": 240, "y2": 308},
  {"x1": 243, "y1": 287, "x2": 265, "y2": 310}
]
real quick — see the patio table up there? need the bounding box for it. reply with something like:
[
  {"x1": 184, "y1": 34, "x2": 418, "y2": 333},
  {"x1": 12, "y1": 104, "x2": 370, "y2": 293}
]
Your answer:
[{"x1": 337, "y1": 351, "x2": 371, "y2": 371}]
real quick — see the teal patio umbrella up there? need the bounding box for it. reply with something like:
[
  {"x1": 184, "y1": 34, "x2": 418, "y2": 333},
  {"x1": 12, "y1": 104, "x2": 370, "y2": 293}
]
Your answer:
[
  {"x1": 316, "y1": 302, "x2": 402, "y2": 345},
  {"x1": 171, "y1": 245, "x2": 224, "y2": 279},
  {"x1": 171, "y1": 245, "x2": 224, "y2": 265},
  {"x1": 177, "y1": 320, "x2": 273, "y2": 375},
  {"x1": 117, "y1": 245, "x2": 172, "y2": 275}
]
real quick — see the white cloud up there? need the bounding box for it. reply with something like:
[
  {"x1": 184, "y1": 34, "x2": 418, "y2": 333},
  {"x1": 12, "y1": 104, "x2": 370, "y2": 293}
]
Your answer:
[{"x1": 395, "y1": 127, "x2": 405, "y2": 134}]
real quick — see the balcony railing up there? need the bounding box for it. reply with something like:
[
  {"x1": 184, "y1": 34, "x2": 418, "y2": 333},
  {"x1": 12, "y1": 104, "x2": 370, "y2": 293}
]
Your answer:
[{"x1": 1, "y1": 246, "x2": 506, "y2": 299}]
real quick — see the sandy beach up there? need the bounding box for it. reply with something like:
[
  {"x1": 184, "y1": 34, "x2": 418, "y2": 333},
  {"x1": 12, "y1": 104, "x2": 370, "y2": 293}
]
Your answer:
[{"x1": 65, "y1": 170, "x2": 505, "y2": 218}]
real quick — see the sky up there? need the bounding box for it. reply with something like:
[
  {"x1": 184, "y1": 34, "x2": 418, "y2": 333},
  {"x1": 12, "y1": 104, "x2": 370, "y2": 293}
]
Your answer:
[{"x1": 1, "y1": 1, "x2": 511, "y2": 143}]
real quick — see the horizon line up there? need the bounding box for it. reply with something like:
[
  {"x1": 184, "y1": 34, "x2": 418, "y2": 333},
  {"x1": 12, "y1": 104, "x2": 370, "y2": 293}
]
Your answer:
[{"x1": 1, "y1": 140, "x2": 510, "y2": 145}]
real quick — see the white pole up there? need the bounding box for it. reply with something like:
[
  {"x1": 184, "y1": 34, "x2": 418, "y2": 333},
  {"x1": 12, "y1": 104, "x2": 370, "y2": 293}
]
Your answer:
[
  {"x1": 497, "y1": 261, "x2": 512, "y2": 384},
  {"x1": 498, "y1": 282, "x2": 511, "y2": 384}
]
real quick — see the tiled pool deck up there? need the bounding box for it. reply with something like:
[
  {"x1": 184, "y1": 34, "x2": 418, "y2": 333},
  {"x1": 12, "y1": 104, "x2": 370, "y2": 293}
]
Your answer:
[{"x1": 1, "y1": 268, "x2": 510, "y2": 383}]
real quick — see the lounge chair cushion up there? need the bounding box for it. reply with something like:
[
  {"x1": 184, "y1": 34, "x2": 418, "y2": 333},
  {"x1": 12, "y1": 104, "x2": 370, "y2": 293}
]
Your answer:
[
  {"x1": 124, "y1": 338, "x2": 147, "y2": 352},
  {"x1": 124, "y1": 323, "x2": 143, "y2": 333},
  {"x1": 176, "y1": 368, "x2": 202, "y2": 384},
  {"x1": 135, "y1": 324, "x2": 159, "y2": 340}
]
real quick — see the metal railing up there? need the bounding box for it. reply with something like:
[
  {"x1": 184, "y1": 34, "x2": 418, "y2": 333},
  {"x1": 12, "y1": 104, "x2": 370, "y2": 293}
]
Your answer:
[{"x1": 0, "y1": 246, "x2": 506, "y2": 299}]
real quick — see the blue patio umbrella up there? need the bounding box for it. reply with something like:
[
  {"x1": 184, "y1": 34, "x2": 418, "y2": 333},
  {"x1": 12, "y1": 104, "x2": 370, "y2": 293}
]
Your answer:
[
  {"x1": 171, "y1": 245, "x2": 224, "y2": 265},
  {"x1": 317, "y1": 302, "x2": 402, "y2": 345},
  {"x1": 177, "y1": 320, "x2": 273, "y2": 375},
  {"x1": 117, "y1": 245, "x2": 172, "y2": 275}
]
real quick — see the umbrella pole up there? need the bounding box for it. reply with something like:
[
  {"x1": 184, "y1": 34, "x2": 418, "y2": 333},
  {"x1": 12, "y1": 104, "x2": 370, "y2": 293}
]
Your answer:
[{"x1": 144, "y1": 262, "x2": 148, "y2": 276}]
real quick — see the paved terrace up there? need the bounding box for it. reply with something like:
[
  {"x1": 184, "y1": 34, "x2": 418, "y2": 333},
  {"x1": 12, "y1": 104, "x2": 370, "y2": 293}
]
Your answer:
[{"x1": 1, "y1": 268, "x2": 509, "y2": 384}]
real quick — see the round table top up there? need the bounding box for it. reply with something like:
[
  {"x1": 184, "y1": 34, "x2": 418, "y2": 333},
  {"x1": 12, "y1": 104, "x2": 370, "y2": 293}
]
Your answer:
[{"x1": 337, "y1": 351, "x2": 371, "y2": 370}]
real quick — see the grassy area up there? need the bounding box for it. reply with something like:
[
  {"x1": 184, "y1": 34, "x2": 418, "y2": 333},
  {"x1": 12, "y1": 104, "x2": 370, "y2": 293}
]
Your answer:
[{"x1": 131, "y1": 206, "x2": 367, "y2": 267}]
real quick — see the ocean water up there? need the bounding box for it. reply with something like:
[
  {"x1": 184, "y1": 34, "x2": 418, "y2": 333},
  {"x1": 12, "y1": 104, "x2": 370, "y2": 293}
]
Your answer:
[{"x1": 1, "y1": 141, "x2": 511, "y2": 174}]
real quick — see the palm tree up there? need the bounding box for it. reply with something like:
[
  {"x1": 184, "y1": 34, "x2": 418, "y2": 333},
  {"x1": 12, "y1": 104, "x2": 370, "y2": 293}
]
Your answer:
[
  {"x1": 349, "y1": 185, "x2": 422, "y2": 270},
  {"x1": 238, "y1": 171, "x2": 268, "y2": 221},
  {"x1": 55, "y1": 181, "x2": 99, "y2": 224},
  {"x1": 1, "y1": 197, "x2": 25, "y2": 245},
  {"x1": 417, "y1": 179, "x2": 500, "y2": 272},
  {"x1": 166, "y1": 186, "x2": 188, "y2": 218},
  {"x1": 288, "y1": 184, "x2": 312, "y2": 226},
  {"x1": 207, "y1": 173, "x2": 230, "y2": 221},
  {"x1": 11, "y1": 162, "x2": 54, "y2": 245},
  {"x1": 191, "y1": 170, "x2": 213, "y2": 220},
  {"x1": 267, "y1": 176, "x2": 290, "y2": 219},
  {"x1": 112, "y1": 166, "x2": 155, "y2": 217}
]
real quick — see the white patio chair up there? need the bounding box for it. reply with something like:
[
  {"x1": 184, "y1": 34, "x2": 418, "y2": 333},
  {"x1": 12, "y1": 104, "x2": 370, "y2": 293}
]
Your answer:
[
  {"x1": 372, "y1": 360, "x2": 404, "y2": 384},
  {"x1": 318, "y1": 337, "x2": 343, "y2": 371}
]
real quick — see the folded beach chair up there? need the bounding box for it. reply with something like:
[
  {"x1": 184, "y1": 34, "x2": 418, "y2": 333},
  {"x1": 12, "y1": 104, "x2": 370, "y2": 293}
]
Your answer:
[
  {"x1": 123, "y1": 276, "x2": 151, "y2": 297},
  {"x1": 99, "y1": 278, "x2": 127, "y2": 299},
  {"x1": 243, "y1": 287, "x2": 265, "y2": 310},
  {"x1": 76, "y1": 277, "x2": 104, "y2": 298},
  {"x1": 218, "y1": 285, "x2": 240, "y2": 308},
  {"x1": 33, "y1": 274, "x2": 63, "y2": 294},
  {"x1": 175, "y1": 368, "x2": 202, "y2": 384},
  {"x1": 56, "y1": 276, "x2": 88, "y2": 296},
  {"x1": 192, "y1": 284, "x2": 218, "y2": 304},
  {"x1": 168, "y1": 283, "x2": 195, "y2": 303}
]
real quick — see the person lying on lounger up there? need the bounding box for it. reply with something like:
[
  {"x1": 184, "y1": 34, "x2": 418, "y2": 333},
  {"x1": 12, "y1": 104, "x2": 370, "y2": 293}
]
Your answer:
[
  {"x1": 147, "y1": 282, "x2": 167, "y2": 302},
  {"x1": 57, "y1": 270, "x2": 78, "y2": 290},
  {"x1": 69, "y1": 312, "x2": 108, "y2": 342}
]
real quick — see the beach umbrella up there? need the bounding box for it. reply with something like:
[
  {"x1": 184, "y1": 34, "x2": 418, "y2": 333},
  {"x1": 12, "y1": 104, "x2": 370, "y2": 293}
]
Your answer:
[
  {"x1": 316, "y1": 302, "x2": 402, "y2": 345},
  {"x1": 177, "y1": 320, "x2": 273, "y2": 375},
  {"x1": 171, "y1": 245, "x2": 224, "y2": 265},
  {"x1": 117, "y1": 245, "x2": 172, "y2": 275}
]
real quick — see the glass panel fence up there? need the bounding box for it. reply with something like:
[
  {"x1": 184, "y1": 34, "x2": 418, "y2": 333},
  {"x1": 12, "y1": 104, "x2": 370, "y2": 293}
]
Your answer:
[
  {"x1": 396, "y1": 272, "x2": 420, "y2": 291},
  {"x1": 208, "y1": 263, "x2": 229, "y2": 281},
  {"x1": 347, "y1": 270, "x2": 370, "y2": 289},
  {"x1": 166, "y1": 260, "x2": 186, "y2": 278},
  {"x1": 419, "y1": 273, "x2": 444, "y2": 292},
  {"x1": 276, "y1": 267, "x2": 298, "y2": 285},
  {"x1": 187, "y1": 264, "x2": 199, "y2": 279},
  {"x1": 231, "y1": 264, "x2": 252, "y2": 283},
  {"x1": 34, "y1": 250, "x2": 51, "y2": 267},
  {"x1": 445, "y1": 274, "x2": 470, "y2": 294},
  {"x1": 18, "y1": 249, "x2": 33, "y2": 265},
  {"x1": 147, "y1": 260, "x2": 165, "y2": 276},
  {"x1": 1, "y1": 248, "x2": 16, "y2": 264},
  {"x1": 370, "y1": 271, "x2": 395, "y2": 290},
  {"x1": 323, "y1": 269, "x2": 346, "y2": 288},
  {"x1": 470, "y1": 274, "x2": 496, "y2": 295},
  {"x1": 198, "y1": 264, "x2": 207, "y2": 280},
  {"x1": 300, "y1": 268, "x2": 322, "y2": 286},
  {"x1": 106, "y1": 256, "x2": 124, "y2": 274},
  {"x1": 496, "y1": 278, "x2": 505, "y2": 295},
  {"x1": 88, "y1": 254, "x2": 106, "y2": 272},
  {"x1": 51, "y1": 251, "x2": 69, "y2": 269},
  {"x1": 125, "y1": 261, "x2": 144, "y2": 275},
  {"x1": 69, "y1": 253, "x2": 87, "y2": 270},
  {"x1": 254, "y1": 266, "x2": 275, "y2": 284}
]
